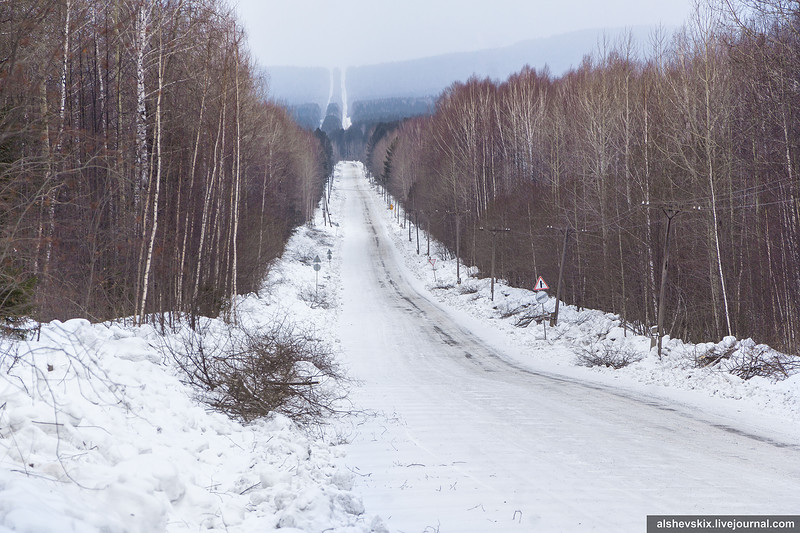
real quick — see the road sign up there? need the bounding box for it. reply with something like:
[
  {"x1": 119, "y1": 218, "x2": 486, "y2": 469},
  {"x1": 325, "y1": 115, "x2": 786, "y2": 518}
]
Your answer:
[
  {"x1": 535, "y1": 291, "x2": 548, "y2": 304},
  {"x1": 534, "y1": 276, "x2": 549, "y2": 291},
  {"x1": 313, "y1": 256, "x2": 322, "y2": 295}
]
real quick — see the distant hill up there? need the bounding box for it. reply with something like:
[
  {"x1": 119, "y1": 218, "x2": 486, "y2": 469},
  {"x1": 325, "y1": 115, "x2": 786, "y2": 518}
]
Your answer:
[
  {"x1": 265, "y1": 26, "x2": 659, "y2": 110},
  {"x1": 350, "y1": 97, "x2": 436, "y2": 124}
]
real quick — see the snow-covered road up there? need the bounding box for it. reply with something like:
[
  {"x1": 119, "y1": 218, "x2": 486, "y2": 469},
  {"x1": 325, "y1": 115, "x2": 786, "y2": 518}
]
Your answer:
[{"x1": 335, "y1": 163, "x2": 800, "y2": 532}]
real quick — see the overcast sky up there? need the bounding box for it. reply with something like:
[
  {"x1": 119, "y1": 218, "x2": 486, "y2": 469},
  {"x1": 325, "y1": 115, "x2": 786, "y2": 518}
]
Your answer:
[{"x1": 232, "y1": 0, "x2": 697, "y2": 68}]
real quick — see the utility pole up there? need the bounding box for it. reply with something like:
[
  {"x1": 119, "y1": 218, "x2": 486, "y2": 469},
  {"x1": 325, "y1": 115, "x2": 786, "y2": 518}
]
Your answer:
[
  {"x1": 545, "y1": 224, "x2": 599, "y2": 326},
  {"x1": 313, "y1": 255, "x2": 321, "y2": 296},
  {"x1": 480, "y1": 226, "x2": 511, "y2": 301},
  {"x1": 426, "y1": 216, "x2": 431, "y2": 256},
  {"x1": 415, "y1": 210, "x2": 420, "y2": 255},
  {"x1": 548, "y1": 226, "x2": 574, "y2": 327},
  {"x1": 455, "y1": 212, "x2": 462, "y2": 284},
  {"x1": 642, "y1": 201, "x2": 692, "y2": 359},
  {"x1": 439, "y1": 209, "x2": 465, "y2": 283}
]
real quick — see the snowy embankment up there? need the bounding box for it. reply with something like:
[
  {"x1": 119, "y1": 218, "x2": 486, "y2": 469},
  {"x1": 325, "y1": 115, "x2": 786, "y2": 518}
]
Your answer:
[
  {"x1": 0, "y1": 164, "x2": 384, "y2": 532},
  {"x1": 372, "y1": 164, "x2": 800, "y2": 438}
]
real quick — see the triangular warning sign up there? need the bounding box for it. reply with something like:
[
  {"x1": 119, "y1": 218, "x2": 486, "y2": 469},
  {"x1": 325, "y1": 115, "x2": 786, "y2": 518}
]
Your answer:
[{"x1": 534, "y1": 276, "x2": 549, "y2": 291}]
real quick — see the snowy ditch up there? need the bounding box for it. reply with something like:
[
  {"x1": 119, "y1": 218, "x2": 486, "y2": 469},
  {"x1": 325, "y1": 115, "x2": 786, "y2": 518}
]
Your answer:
[{"x1": 2, "y1": 160, "x2": 799, "y2": 532}]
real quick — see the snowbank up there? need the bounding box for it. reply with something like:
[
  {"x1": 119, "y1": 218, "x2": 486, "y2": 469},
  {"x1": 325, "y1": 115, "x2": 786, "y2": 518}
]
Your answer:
[{"x1": 0, "y1": 163, "x2": 382, "y2": 532}]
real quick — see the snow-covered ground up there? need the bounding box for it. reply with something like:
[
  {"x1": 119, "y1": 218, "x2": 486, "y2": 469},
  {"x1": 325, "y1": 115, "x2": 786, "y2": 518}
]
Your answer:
[{"x1": 2, "y1": 160, "x2": 799, "y2": 532}]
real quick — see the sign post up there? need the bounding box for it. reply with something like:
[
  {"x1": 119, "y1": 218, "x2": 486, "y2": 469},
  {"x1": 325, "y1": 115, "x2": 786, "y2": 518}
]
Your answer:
[
  {"x1": 534, "y1": 277, "x2": 549, "y2": 340},
  {"x1": 313, "y1": 255, "x2": 321, "y2": 295},
  {"x1": 535, "y1": 289, "x2": 549, "y2": 340}
]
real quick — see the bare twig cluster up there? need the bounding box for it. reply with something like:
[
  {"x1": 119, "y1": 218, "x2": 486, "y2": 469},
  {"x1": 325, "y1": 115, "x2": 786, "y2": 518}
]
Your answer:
[
  {"x1": 576, "y1": 341, "x2": 644, "y2": 370},
  {"x1": 297, "y1": 286, "x2": 333, "y2": 310},
  {"x1": 169, "y1": 320, "x2": 348, "y2": 425},
  {"x1": 696, "y1": 340, "x2": 800, "y2": 381}
]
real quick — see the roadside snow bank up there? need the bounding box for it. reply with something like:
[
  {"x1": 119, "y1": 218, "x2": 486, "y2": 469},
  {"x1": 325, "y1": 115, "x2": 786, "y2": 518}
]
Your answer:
[
  {"x1": 0, "y1": 320, "x2": 367, "y2": 532},
  {"x1": 0, "y1": 164, "x2": 380, "y2": 532}
]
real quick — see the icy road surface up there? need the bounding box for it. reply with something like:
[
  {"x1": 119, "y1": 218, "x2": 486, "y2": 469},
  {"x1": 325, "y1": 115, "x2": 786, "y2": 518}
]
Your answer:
[{"x1": 335, "y1": 163, "x2": 800, "y2": 532}]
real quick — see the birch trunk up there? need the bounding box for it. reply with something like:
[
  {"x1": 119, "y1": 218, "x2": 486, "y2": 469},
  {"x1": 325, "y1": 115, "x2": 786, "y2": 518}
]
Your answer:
[
  {"x1": 137, "y1": 18, "x2": 164, "y2": 325},
  {"x1": 192, "y1": 103, "x2": 225, "y2": 309},
  {"x1": 229, "y1": 34, "x2": 242, "y2": 319},
  {"x1": 42, "y1": 0, "x2": 72, "y2": 278},
  {"x1": 134, "y1": 4, "x2": 150, "y2": 216}
]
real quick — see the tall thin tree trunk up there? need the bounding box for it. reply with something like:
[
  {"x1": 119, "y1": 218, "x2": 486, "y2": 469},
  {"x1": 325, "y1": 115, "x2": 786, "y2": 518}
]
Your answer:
[
  {"x1": 43, "y1": 0, "x2": 72, "y2": 279},
  {"x1": 227, "y1": 34, "x2": 242, "y2": 320},
  {"x1": 192, "y1": 104, "x2": 225, "y2": 310},
  {"x1": 134, "y1": 4, "x2": 149, "y2": 216},
  {"x1": 137, "y1": 17, "x2": 164, "y2": 325},
  {"x1": 704, "y1": 70, "x2": 732, "y2": 337},
  {"x1": 177, "y1": 68, "x2": 209, "y2": 312}
]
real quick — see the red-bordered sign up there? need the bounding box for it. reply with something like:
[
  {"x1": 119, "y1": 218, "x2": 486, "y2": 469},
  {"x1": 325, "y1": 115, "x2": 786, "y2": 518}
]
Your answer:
[{"x1": 533, "y1": 276, "x2": 549, "y2": 291}]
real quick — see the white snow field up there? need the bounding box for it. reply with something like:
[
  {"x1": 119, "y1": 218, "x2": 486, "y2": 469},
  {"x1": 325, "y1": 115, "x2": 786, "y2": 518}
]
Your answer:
[
  {"x1": 332, "y1": 162, "x2": 800, "y2": 532},
  {"x1": 1, "y1": 160, "x2": 799, "y2": 533}
]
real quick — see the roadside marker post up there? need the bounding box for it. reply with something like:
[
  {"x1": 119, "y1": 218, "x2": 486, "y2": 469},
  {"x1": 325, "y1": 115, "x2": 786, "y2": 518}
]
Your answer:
[
  {"x1": 313, "y1": 255, "x2": 321, "y2": 295},
  {"x1": 535, "y1": 288, "x2": 549, "y2": 340}
]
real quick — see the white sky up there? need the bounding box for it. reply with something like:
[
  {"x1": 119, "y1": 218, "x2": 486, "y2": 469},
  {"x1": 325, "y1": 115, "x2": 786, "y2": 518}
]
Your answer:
[{"x1": 232, "y1": 0, "x2": 697, "y2": 68}]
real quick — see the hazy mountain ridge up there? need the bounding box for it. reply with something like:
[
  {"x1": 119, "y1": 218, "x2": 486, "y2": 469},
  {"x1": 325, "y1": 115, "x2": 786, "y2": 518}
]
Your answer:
[{"x1": 265, "y1": 26, "x2": 659, "y2": 110}]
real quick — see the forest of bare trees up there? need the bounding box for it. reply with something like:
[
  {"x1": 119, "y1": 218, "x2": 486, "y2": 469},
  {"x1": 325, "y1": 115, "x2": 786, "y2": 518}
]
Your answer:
[
  {"x1": 0, "y1": 0, "x2": 330, "y2": 329},
  {"x1": 368, "y1": 1, "x2": 800, "y2": 353}
]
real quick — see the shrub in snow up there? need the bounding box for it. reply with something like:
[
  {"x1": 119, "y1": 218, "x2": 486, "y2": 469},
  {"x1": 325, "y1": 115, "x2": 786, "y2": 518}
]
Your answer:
[
  {"x1": 169, "y1": 320, "x2": 347, "y2": 424},
  {"x1": 695, "y1": 337, "x2": 800, "y2": 381},
  {"x1": 430, "y1": 280, "x2": 456, "y2": 291},
  {"x1": 575, "y1": 340, "x2": 643, "y2": 370},
  {"x1": 297, "y1": 284, "x2": 333, "y2": 309},
  {"x1": 619, "y1": 320, "x2": 652, "y2": 337},
  {"x1": 465, "y1": 266, "x2": 480, "y2": 278},
  {"x1": 293, "y1": 247, "x2": 320, "y2": 266},
  {"x1": 497, "y1": 298, "x2": 533, "y2": 319},
  {"x1": 456, "y1": 281, "x2": 479, "y2": 295}
]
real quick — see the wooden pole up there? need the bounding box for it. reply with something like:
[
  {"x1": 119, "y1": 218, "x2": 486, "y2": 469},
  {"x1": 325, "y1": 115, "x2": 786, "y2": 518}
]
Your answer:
[
  {"x1": 550, "y1": 228, "x2": 571, "y2": 326},
  {"x1": 656, "y1": 208, "x2": 678, "y2": 359},
  {"x1": 481, "y1": 227, "x2": 510, "y2": 301}
]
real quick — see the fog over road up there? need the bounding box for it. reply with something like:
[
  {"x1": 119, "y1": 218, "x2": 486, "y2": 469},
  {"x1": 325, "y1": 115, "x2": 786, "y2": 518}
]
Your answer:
[{"x1": 334, "y1": 162, "x2": 800, "y2": 532}]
